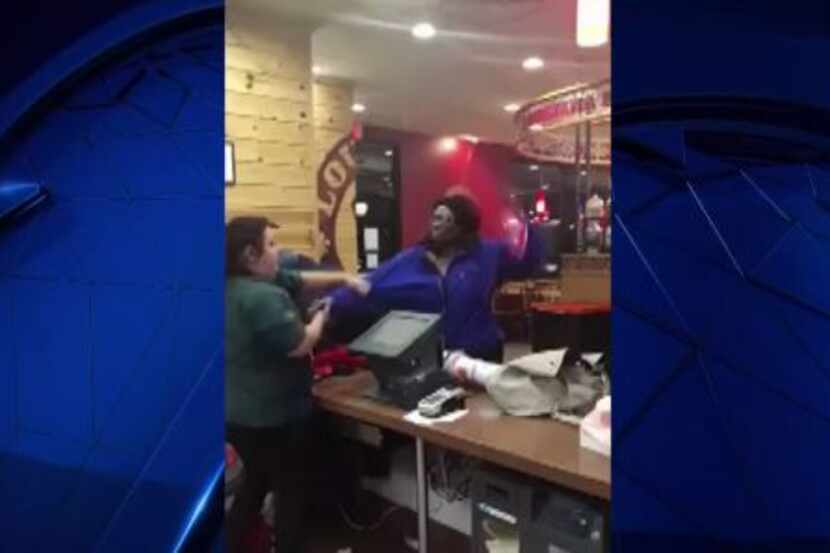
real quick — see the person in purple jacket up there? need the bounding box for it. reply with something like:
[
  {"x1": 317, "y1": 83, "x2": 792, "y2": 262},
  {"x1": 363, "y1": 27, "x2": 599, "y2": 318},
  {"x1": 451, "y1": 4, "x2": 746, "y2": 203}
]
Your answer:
[{"x1": 330, "y1": 194, "x2": 542, "y2": 362}]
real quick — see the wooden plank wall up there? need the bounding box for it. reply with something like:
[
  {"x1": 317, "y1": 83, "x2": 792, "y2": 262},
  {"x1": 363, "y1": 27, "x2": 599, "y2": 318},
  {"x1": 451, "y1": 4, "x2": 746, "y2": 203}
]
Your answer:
[
  {"x1": 313, "y1": 80, "x2": 357, "y2": 272},
  {"x1": 224, "y1": 20, "x2": 316, "y2": 257},
  {"x1": 225, "y1": 17, "x2": 359, "y2": 269}
]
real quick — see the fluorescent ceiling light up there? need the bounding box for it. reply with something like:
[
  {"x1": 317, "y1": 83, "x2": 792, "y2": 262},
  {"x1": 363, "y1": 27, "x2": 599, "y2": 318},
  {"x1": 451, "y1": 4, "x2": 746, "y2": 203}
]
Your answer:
[{"x1": 577, "y1": 0, "x2": 609, "y2": 47}]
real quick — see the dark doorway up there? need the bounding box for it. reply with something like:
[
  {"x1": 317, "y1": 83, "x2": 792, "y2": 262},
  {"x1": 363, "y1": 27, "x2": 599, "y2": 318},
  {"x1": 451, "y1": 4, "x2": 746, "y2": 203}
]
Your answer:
[{"x1": 354, "y1": 141, "x2": 402, "y2": 272}]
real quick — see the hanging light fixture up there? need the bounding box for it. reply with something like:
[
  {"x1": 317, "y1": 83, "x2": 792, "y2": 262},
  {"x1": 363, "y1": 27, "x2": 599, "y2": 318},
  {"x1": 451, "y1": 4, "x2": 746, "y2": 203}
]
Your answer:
[{"x1": 577, "y1": 0, "x2": 609, "y2": 48}]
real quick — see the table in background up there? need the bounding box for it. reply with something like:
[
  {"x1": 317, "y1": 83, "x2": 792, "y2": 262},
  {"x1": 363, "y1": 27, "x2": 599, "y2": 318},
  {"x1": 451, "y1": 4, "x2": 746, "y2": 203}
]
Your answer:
[{"x1": 530, "y1": 301, "x2": 611, "y2": 353}]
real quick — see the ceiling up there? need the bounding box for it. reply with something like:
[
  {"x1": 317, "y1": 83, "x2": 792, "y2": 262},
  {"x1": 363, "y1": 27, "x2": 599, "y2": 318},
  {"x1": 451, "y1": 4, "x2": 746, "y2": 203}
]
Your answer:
[{"x1": 230, "y1": 0, "x2": 610, "y2": 144}]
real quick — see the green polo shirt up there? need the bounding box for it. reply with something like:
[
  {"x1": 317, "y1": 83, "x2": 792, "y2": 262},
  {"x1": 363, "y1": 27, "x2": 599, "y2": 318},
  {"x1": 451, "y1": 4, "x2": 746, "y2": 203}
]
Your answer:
[{"x1": 225, "y1": 270, "x2": 312, "y2": 427}]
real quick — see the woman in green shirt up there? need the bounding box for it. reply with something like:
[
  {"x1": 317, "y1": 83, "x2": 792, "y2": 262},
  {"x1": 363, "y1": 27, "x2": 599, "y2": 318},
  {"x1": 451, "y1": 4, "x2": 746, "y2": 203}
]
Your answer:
[{"x1": 224, "y1": 216, "x2": 368, "y2": 553}]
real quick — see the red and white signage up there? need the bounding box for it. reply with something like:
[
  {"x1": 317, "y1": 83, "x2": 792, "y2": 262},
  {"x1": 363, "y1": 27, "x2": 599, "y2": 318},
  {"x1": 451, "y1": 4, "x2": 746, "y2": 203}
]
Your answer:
[
  {"x1": 514, "y1": 79, "x2": 611, "y2": 165},
  {"x1": 516, "y1": 133, "x2": 610, "y2": 166},
  {"x1": 517, "y1": 80, "x2": 610, "y2": 132}
]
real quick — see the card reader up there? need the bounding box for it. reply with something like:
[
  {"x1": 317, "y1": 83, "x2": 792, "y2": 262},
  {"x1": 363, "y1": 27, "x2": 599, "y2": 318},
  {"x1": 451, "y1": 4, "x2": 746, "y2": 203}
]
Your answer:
[{"x1": 417, "y1": 386, "x2": 467, "y2": 418}]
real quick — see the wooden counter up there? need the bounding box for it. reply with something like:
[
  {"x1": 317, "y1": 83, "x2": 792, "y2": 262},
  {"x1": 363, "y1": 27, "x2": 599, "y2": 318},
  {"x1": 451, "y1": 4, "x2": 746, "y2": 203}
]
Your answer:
[{"x1": 313, "y1": 371, "x2": 611, "y2": 501}]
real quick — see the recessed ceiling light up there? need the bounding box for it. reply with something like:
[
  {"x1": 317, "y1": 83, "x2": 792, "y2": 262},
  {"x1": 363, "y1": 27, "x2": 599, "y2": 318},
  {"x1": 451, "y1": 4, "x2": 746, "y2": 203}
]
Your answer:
[
  {"x1": 503, "y1": 103, "x2": 521, "y2": 113},
  {"x1": 412, "y1": 22, "x2": 437, "y2": 40},
  {"x1": 529, "y1": 123, "x2": 544, "y2": 132},
  {"x1": 351, "y1": 103, "x2": 366, "y2": 113},
  {"x1": 529, "y1": 164, "x2": 540, "y2": 171},
  {"x1": 522, "y1": 56, "x2": 545, "y2": 71},
  {"x1": 384, "y1": 150, "x2": 393, "y2": 157},
  {"x1": 438, "y1": 137, "x2": 458, "y2": 153}
]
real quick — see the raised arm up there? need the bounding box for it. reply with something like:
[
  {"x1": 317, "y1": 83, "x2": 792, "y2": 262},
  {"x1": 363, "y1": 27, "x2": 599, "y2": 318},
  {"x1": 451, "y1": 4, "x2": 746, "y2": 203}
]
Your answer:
[{"x1": 497, "y1": 223, "x2": 544, "y2": 281}]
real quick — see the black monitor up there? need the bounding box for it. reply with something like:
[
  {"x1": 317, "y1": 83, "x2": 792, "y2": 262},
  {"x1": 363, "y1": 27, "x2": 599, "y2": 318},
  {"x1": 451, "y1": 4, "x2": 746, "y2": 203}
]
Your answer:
[
  {"x1": 0, "y1": 181, "x2": 48, "y2": 228},
  {"x1": 349, "y1": 311, "x2": 451, "y2": 409}
]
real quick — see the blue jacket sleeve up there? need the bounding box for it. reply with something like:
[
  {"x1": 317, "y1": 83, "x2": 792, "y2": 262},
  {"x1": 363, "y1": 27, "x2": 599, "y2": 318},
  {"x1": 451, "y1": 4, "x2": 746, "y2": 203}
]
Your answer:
[
  {"x1": 497, "y1": 223, "x2": 544, "y2": 281},
  {"x1": 328, "y1": 248, "x2": 414, "y2": 321}
]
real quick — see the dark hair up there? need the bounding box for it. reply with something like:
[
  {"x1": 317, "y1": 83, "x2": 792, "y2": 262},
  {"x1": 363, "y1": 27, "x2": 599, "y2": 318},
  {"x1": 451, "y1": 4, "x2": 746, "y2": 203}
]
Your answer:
[
  {"x1": 225, "y1": 216, "x2": 279, "y2": 277},
  {"x1": 422, "y1": 194, "x2": 481, "y2": 251}
]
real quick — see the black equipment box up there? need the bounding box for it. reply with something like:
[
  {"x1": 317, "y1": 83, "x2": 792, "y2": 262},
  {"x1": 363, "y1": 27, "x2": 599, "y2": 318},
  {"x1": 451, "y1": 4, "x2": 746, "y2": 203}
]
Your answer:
[
  {"x1": 470, "y1": 464, "x2": 608, "y2": 553},
  {"x1": 349, "y1": 310, "x2": 452, "y2": 410}
]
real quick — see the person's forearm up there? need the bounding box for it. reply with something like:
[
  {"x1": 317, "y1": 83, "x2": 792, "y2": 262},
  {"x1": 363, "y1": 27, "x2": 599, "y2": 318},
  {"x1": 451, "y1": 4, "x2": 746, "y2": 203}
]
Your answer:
[
  {"x1": 288, "y1": 313, "x2": 325, "y2": 357},
  {"x1": 299, "y1": 271, "x2": 352, "y2": 291}
]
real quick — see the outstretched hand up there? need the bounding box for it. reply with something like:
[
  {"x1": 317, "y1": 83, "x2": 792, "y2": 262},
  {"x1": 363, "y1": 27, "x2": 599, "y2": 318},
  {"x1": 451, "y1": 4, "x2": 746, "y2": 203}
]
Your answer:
[
  {"x1": 308, "y1": 297, "x2": 332, "y2": 320},
  {"x1": 346, "y1": 276, "x2": 372, "y2": 297}
]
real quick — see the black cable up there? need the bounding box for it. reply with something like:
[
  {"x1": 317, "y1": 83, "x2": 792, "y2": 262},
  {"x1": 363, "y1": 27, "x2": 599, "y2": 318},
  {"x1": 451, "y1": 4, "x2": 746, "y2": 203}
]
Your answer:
[{"x1": 338, "y1": 502, "x2": 401, "y2": 532}]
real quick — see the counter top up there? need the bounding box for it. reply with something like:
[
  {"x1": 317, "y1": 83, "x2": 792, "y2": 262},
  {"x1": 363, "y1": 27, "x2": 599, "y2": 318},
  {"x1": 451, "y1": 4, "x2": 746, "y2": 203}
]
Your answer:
[{"x1": 313, "y1": 371, "x2": 611, "y2": 501}]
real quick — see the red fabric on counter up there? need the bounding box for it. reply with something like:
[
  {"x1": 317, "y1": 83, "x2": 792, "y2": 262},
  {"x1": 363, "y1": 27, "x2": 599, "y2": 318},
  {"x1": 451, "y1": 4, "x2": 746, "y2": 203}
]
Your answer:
[{"x1": 312, "y1": 346, "x2": 367, "y2": 381}]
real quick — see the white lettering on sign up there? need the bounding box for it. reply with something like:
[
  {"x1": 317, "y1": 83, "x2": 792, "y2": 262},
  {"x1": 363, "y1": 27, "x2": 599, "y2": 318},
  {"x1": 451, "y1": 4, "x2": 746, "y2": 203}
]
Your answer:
[
  {"x1": 520, "y1": 80, "x2": 611, "y2": 132},
  {"x1": 319, "y1": 187, "x2": 337, "y2": 218},
  {"x1": 316, "y1": 134, "x2": 357, "y2": 269}
]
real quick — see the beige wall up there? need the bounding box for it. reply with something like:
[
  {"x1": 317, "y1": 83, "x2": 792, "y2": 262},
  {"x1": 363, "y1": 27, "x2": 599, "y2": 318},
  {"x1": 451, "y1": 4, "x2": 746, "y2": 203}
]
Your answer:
[{"x1": 225, "y1": 11, "x2": 358, "y2": 267}]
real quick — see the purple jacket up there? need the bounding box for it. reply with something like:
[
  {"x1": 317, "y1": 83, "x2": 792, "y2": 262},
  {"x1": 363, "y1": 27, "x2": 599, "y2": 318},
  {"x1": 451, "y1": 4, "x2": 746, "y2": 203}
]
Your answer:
[{"x1": 330, "y1": 227, "x2": 542, "y2": 357}]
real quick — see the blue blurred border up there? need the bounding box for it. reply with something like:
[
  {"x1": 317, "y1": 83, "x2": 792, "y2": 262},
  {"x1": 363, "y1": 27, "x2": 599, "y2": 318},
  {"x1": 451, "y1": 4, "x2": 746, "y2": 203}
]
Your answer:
[
  {"x1": 0, "y1": 0, "x2": 221, "y2": 136},
  {"x1": 613, "y1": 1, "x2": 830, "y2": 551},
  {"x1": 0, "y1": 1, "x2": 224, "y2": 551}
]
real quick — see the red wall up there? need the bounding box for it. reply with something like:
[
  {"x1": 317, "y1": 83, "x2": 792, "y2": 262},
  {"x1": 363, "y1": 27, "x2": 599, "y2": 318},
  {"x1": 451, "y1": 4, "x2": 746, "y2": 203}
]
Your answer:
[{"x1": 365, "y1": 126, "x2": 518, "y2": 247}]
